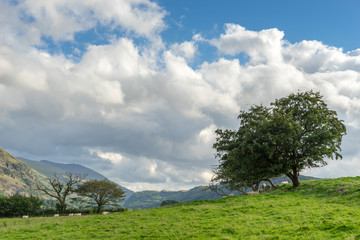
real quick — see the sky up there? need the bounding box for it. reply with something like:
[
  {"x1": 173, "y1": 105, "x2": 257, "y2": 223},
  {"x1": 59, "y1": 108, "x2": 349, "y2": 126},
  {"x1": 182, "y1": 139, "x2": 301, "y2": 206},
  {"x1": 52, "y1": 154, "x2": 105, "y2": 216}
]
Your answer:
[{"x1": 0, "y1": 0, "x2": 359, "y2": 191}]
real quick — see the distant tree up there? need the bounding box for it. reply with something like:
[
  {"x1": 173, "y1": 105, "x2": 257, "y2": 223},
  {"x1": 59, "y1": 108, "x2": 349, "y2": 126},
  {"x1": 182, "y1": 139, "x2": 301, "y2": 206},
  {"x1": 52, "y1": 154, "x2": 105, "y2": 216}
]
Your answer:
[
  {"x1": 76, "y1": 179, "x2": 125, "y2": 213},
  {"x1": 0, "y1": 195, "x2": 42, "y2": 217},
  {"x1": 36, "y1": 172, "x2": 86, "y2": 213},
  {"x1": 212, "y1": 91, "x2": 346, "y2": 189},
  {"x1": 160, "y1": 200, "x2": 180, "y2": 207}
]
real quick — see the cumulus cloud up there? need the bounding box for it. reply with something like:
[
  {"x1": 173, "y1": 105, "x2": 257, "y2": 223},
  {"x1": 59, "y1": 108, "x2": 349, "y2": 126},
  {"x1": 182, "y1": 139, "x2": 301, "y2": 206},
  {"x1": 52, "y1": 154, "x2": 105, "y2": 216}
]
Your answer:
[
  {"x1": 210, "y1": 24, "x2": 285, "y2": 64},
  {"x1": 21, "y1": 0, "x2": 166, "y2": 41},
  {"x1": 0, "y1": 1, "x2": 360, "y2": 191}
]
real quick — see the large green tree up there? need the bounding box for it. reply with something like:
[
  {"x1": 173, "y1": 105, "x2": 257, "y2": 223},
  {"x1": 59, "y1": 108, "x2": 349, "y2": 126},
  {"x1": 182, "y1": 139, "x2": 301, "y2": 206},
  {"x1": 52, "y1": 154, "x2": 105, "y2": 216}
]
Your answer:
[
  {"x1": 76, "y1": 179, "x2": 125, "y2": 213},
  {"x1": 212, "y1": 91, "x2": 346, "y2": 189},
  {"x1": 212, "y1": 105, "x2": 284, "y2": 193},
  {"x1": 271, "y1": 91, "x2": 346, "y2": 187}
]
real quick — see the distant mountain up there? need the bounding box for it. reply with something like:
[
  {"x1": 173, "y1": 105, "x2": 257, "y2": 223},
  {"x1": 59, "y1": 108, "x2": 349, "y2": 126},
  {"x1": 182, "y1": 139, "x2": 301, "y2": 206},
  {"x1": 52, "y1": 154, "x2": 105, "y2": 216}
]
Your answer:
[
  {"x1": 123, "y1": 186, "x2": 227, "y2": 209},
  {"x1": 0, "y1": 147, "x2": 39, "y2": 196},
  {"x1": 1, "y1": 146, "x2": 320, "y2": 210},
  {"x1": 18, "y1": 158, "x2": 134, "y2": 198},
  {"x1": 123, "y1": 175, "x2": 319, "y2": 209}
]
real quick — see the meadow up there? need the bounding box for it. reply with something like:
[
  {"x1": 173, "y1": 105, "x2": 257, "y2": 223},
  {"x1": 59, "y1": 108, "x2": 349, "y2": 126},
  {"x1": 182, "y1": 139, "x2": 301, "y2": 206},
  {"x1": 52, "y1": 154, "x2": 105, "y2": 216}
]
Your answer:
[{"x1": 1, "y1": 177, "x2": 360, "y2": 239}]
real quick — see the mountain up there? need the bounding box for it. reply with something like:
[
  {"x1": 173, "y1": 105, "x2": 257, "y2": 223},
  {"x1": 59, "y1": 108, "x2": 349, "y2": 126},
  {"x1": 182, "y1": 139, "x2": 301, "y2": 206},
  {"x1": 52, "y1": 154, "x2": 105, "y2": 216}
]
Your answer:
[
  {"x1": 123, "y1": 175, "x2": 319, "y2": 209},
  {"x1": 1, "y1": 146, "x2": 320, "y2": 210},
  {"x1": 18, "y1": 158, "x2": 134, "y2": 198},
  {"x1": 123, "y1": 186, "x2": 227, "y2": 209},
  {"x1": 0, "y1": 147, "x2": 39, "y2": 196}
]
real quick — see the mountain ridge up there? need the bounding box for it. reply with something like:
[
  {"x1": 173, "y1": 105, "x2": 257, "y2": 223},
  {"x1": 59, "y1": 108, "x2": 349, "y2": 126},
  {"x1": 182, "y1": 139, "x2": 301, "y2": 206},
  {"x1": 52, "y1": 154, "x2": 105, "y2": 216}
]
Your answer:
[
  {"x1": 0, "y1": 147, "x2": 38, "y2": 196},
  {"x1": 18, "y1": 158, "x2": 134, "y2": 197}
]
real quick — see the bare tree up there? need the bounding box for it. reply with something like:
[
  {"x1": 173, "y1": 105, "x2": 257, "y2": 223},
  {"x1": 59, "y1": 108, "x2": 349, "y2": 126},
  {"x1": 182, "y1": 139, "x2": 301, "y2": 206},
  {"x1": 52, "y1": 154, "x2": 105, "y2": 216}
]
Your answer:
[{"x1": 36, "y1": 172, "x2": 86, "y2": 213}]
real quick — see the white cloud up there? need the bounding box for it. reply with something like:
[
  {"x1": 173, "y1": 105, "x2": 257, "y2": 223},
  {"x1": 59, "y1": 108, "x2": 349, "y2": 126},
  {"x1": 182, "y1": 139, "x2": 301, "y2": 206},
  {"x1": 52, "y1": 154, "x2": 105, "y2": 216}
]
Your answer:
[
  {"x1": 17, "y1": 0, "x2": 166, "y2": 42},
  {"x1": 210, "y1": 24, "x2": 284, "y2": 64},
  {"x1": 170, "y1": 41, "x2": 197, "y2": 60},
  {"x1": 1, "y1": 2, "x2": 360, "y2": 191}
]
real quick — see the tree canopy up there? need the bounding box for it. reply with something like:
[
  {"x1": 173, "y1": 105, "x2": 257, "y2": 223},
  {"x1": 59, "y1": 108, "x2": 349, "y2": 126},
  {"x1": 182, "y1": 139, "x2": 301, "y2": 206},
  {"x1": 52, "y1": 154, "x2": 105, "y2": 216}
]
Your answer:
[
  {"x1": 76, "y1": 179, "x2": 125, "y2": 213},
  {"x1": 212, "y1": 91, "x2": 346, "y2": 190}
]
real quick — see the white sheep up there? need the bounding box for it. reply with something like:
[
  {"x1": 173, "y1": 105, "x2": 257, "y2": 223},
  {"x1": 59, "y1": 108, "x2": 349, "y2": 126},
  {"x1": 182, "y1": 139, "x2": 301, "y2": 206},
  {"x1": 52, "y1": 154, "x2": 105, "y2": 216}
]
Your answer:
[
  {"x1": 68, "y1": 213, "x2": 74, "y2": 216},
  {"x1": 22, "y1": 215, "x2": 29, "y2": 219},
  {"x1": 74, "y1": 213, "x2": 81, "y2": 216},
  {"x1": 54, "y1": 214, "x2": 59, "y2": 217},
  {"x1": 262, "y1": 183, "x2": 271, "y2": 191},
  {"x1": 281, "y1": 181, "x2": 289, "y2": 184},
  {"x1": 102, "y1": 212, "x2": 110, "y2": 215},
  {"x1": 247, "y1": 190, "x2": 259, "y2": 195}
]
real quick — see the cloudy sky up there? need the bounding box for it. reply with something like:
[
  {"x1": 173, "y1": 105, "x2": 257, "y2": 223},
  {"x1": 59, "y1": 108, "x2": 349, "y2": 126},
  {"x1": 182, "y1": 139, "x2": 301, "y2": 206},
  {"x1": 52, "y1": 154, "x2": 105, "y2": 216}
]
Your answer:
[{"x1": 0, "y1": 0, "x2": 359, "y2": 191}]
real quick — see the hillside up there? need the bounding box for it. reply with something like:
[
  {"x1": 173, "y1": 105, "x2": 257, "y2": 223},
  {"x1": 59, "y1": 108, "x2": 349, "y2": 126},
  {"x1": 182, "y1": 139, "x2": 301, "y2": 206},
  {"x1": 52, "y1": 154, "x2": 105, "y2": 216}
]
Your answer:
[
  {"x1": 18, "y1": 158, "x2": 134, "y2": 198},
  {"x1": 123, "y1": 175, "x2": 319, "y2": 209},
  {"x1": 123, "y1": 187, "x2": 233, "y2": 209},
  {"x1": 0, "y1": 147, "x2": 38, "y2": 196},
  {"x1": 1, "y1": 177, "x2": 360, "y2": 239}
]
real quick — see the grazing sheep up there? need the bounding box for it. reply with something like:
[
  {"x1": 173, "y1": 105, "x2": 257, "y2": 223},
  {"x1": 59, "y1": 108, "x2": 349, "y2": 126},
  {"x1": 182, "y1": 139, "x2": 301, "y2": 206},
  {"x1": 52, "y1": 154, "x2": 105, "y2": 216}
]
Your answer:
[
  {"x1": 22, "y1": 215, "x2": 29, "y2": 219},
  {"x1": 262, "y1": 183, "x2": 271, "y2": 191},
  {"x1": 222, "y1": 194, "x2": 235, "y2": 198},
  {"x1": 68, "y1": 213, "x2": 74, "y2": 216},
  {"x1": 54, "y1": 214, "x2": 59, "y2": 217},
  {"x1": 74, "y1": 213, "x2": 81, "y2": 216},
  {"x1": 102, "y1": 212, "x2": 110, "y2": 215},
  {"x1": 281, "y1": 181, "x2": 289, "y2": 184}
]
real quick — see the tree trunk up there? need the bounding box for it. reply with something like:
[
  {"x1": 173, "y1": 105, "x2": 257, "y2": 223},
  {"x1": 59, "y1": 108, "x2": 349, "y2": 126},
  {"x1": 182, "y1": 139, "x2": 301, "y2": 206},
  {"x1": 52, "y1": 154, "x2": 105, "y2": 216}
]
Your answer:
[
  {"x1": 97, "y1": 204, "x2": 103, "y2": 214},
  {"x1": 61, "y1": 203, "x2": 67, "y2": 213},
  {"x1": 286, "y1": 167, "x2": 300, "y2": 188},
  {"x1": 265, "y1": 178, "x2": 276, "y2": 188},
  {"x1": 251, "y1": 182, "x2": 260, "y2": 192}
]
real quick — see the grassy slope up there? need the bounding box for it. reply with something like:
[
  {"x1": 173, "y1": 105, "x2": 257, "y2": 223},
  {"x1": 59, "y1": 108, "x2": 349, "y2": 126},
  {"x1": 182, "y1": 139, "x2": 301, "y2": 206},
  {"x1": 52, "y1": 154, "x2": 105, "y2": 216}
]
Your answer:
[
  {"x1": 124, "y1": 176, "x2": 319, "y2": 209},
  {"x1": 1, "y1": 177, "x2": 360, "y2": 239}
]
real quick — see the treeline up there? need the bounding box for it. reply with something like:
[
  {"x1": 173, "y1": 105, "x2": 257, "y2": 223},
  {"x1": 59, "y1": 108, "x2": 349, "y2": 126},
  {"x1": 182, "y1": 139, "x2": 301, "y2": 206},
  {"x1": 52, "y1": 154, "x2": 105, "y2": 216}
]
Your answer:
[
  {"x1": 0, "y1": 195, "x2": 41, "y2": 217},
  {"x1": 0, "y1": 194, "x2": 127, "y2": 218}
]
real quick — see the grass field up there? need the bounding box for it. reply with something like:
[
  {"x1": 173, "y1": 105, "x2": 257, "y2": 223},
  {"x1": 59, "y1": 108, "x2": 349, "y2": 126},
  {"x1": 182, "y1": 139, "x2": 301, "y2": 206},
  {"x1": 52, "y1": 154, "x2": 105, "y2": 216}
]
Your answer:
[{"x1": 1, "y1": 177, "x2": 360, "y2": 239}]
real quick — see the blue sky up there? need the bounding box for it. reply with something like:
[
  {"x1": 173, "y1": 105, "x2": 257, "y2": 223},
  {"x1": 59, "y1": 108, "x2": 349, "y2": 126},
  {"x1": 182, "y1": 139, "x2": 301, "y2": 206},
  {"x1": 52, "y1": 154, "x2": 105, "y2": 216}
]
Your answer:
[
  {"x1": 0, "y1": 0, "x2": 360, "y2": 191},
  {"x1": 159, "y1": 0, "x2": 359, "y2": 51},
  {"x1": 36, "y1": 1, "x2": 360, "y2": 63}
]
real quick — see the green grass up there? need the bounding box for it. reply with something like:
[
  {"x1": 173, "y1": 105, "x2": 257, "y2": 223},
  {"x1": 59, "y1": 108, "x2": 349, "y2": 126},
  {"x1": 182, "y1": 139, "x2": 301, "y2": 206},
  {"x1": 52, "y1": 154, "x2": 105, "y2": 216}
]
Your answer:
[{"x1": 1, "y1": 177, "x2": 360, "y2": 239}]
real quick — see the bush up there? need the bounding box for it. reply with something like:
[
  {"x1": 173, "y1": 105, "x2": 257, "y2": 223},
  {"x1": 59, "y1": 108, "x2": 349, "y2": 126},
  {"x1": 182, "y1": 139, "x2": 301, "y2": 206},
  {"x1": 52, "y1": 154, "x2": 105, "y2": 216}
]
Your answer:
[{"x1": 160, "y1": 200, "x2": 180, "y2": 207}]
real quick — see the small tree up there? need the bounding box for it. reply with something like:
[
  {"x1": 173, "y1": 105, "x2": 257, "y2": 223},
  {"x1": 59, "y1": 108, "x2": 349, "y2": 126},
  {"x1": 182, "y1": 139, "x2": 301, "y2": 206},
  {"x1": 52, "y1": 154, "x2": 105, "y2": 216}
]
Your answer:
[
  {"x1": 36, "y1": 172, "x2": 86, "y2": 213},
  {"x1": 76, "y1": 179, "x2": 125, "y2": 213}
]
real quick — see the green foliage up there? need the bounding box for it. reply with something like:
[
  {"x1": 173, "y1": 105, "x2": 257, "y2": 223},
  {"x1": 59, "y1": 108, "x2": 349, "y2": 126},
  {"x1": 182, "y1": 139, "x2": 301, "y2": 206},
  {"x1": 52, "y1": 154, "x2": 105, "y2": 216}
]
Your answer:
[
  {"x1": 271, "y1": 91, "x2": 346, "y2": 187},
  {"x1": 0, "y1": 195, "x2": 41, "y2": 217},
  {"x1": 1, "y1": 177, "x2": 360, "y2": 239},
  {"x1": 212, "y1": 105, "x2": 283, "y2": 192},
  {"x1": 213, "y1": 91, "x2": 346, "y2": 189},
  {"x1": 76, "y1": 179, "x2": 125, "y2": 213}
]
